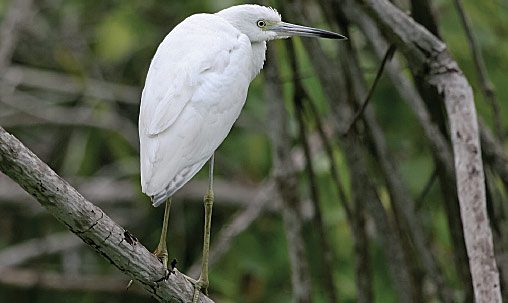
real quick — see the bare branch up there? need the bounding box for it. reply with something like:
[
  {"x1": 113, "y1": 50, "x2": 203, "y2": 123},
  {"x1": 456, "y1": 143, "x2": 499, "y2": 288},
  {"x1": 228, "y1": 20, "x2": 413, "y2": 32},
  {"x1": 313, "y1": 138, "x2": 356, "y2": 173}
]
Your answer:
[
  {"x1": 344, "y1": 133, "x2": 412, "y2": 303},
  {"x1": 0, "y1": 91, "x2": 139, "y2": 150},
  {"x1": 343, "y1": 44, "x2": 396, "y2": 135},
  {"x1": 0, "y1": 175, "x2": 277, "y2": 213},
  {"x1": 0, "y1": 268, "x2": 147, "y2": 295},
  {"x1": 288, "y1": 40, "x2": 339, "y2": 303},
  {"x1": 303, "y1": 90, "x2": 352, "y2": 220},
  {"x1": 355, "y1": 0, "x2": 502, "y2": 301},
  {"x1": 480, "y1": 120, "x2": 508, "y2": 190},
  {"x1": 0, "y1": 0, "x2": 34, "y2": 71},
  {"x1": 2, "y1": 65, "x2": 139, "y2": 105},
  {"x1": 343, "y1": 3, "x2": 473, "y2": 298},
  {"x1": 265, "y1": 46, "x2": 312, "y2": 303},
  {"x1": 0, "y1": 127, "x2": 213, "y2": 303},
  {"x1": 345, "y1": 4, "x2": 454, "y2": 174},
  {"x1": 452, "y1": 0, "x2": 503, "y2": 141},
  {"x1": 0, "y1": 233, "x2": 81, "y2": 270},
  {"x1": 283, "y1": 3, "x2": 415, "y2": 300},
  {"x1": 415, "y1": 168, "x2": 438, "y2": 210}
]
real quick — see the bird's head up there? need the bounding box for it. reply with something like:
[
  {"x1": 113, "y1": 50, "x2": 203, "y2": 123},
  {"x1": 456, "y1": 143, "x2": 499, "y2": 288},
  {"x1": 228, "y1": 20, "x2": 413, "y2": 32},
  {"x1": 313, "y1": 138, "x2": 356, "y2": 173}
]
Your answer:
[{"x1": 216, "y1": 4, "x2": 346, "y2": 43}]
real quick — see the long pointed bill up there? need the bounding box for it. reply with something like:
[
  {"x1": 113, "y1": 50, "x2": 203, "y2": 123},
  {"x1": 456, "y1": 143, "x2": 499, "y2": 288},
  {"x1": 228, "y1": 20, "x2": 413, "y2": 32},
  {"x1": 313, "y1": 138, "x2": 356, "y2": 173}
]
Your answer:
[{"x1": 271, "y1": 22, "x2": 347, "y2": 40}]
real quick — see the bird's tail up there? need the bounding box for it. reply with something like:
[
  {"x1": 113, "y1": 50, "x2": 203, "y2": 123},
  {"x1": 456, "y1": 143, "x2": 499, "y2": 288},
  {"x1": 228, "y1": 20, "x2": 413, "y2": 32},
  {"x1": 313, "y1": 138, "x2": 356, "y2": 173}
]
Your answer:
[{"x1": 151, "y1": 192, "x2": 168, "y2": 207}]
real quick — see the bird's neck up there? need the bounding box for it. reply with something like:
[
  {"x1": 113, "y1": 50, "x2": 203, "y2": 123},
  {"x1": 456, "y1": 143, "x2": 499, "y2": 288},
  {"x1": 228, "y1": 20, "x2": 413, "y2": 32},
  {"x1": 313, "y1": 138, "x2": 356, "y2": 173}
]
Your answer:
[{"x1": 250, "y1": 41, "x2": 267, "y2": 80}]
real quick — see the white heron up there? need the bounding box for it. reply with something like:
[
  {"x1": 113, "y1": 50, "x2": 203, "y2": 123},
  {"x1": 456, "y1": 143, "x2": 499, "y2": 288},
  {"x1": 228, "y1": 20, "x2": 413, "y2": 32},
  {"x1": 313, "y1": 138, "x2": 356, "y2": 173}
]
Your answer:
[{"x1": 138, "y1": 4, "x2": 345, "y2": 301}]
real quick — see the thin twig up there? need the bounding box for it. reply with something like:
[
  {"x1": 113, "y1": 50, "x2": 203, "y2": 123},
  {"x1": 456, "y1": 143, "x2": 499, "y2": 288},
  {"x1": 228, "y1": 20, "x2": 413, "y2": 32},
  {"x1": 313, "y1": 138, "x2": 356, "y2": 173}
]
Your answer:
[
  {"x1": 299, "y1": 76, "x2": 353, "y2": 220},
  {"x1": 453, "y1": 0, "x2": 503, "y2": 141},
  {"x1": 287, "y1": 40, "x2": 339, "y2": 303},
  {"x1": 415, "y1": 168, "x2": 438, "y2": 210},
  {"x1": 341, "y1": 21, "x2": 453, "y2": 302},
  {"x1": 342, "y1": 44, "x2": 396, "y2": 135},
  {"x1": 265, "y1": 45, "x2": 313, "y2": 303},
  {"x1": 356, "y1": 0, "x2": 502, "y2": 301}
]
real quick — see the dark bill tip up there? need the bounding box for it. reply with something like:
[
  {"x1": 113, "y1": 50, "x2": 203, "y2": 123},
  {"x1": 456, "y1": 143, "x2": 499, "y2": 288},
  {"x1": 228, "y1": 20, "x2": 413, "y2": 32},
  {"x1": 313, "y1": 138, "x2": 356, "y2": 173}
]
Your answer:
[
  {"x1": 272, "y1": 22, "x2": 347, "y2": 40},
  {"x1": 317, "y1": 30, "x2": 348, "y2": 40}
]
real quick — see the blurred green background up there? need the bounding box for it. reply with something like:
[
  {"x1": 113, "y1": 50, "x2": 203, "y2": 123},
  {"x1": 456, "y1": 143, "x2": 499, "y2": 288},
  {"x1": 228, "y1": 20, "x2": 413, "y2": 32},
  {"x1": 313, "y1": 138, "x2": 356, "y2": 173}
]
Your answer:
[{"x1": 0, "y1": 0, "x2": 506, "y2": 302}]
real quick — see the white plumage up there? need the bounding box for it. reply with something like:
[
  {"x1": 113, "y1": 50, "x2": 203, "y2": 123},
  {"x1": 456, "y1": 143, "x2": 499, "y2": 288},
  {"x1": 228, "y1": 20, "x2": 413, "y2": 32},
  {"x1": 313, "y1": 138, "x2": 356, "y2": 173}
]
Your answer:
[{"x1": 139, "y1": 5, "x2": 345, "y2": 207}]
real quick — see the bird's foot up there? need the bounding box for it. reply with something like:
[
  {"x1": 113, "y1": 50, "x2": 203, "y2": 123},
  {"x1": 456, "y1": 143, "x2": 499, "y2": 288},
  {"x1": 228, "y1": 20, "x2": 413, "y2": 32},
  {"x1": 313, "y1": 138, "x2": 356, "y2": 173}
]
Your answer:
[
  {"x1": 154, "y1": 250, "x2": 177, "y2": 283},
  {"x1": 188, "y1": 275, "x2": 209, "y2": 303},
  {"x1": 153, "y1": 246, "x2": 169, "y2": 268}
]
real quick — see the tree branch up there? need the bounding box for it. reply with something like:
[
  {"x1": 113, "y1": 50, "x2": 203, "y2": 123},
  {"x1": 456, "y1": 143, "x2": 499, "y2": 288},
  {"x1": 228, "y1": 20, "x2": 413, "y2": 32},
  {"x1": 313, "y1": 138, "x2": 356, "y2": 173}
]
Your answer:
[
  {"x1": 0, "y1": 232, "x2": 81, "y2": 270},
  {"x1": 343, "y1": 44, "x2": 396, "y2": 135},
  {"x1": 2, "y1": 64, "x2": 139, "y2": 105},
  {"x1": 355, "y1": 0, "x2": 502, "y2": 301},
  {"x1": 452, "y1": 0, "x2": 503, "y2": 141},
  {"x1": 282, "y1": 3, "x2": 415, "y2": 300},
  {"x1": 0, "y1": 268, "x2": 147, "y2": 296},
  {"x1": 265, "y1": 45, "x2": 312, "y2": 303},
  {"x1": 0, "y1": 0, "x2": 34, "y2": 71},
  {"x1": 0, "y1": 126, "x2": 213, "y2": 303},
  {"x1": 342, "y1": 31, "x2": 453, "y2": 302},
  {"x1": 348, "y1": 1, "x2": 473, "y2": 298},
  {"x1": 287, "y1": 39, "x2": 339, "y2": 303},
  {"x1": 480, "y1": 120, "x2": 508, "y2": 190}
]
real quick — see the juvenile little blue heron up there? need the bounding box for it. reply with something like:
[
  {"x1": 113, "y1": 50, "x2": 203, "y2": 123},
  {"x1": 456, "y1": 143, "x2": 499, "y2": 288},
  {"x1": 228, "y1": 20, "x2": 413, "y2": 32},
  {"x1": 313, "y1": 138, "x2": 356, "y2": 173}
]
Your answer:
[{"x1": 138, "y1": 4, "x2": 345, "y2": 301}]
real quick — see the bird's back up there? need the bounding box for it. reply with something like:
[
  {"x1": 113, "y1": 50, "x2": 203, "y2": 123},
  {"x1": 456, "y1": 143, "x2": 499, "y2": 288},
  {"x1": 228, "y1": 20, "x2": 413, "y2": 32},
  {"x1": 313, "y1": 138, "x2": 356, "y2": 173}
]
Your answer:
[{"x1": 139, "y1": 13, "x2": 253, "y2": 206}]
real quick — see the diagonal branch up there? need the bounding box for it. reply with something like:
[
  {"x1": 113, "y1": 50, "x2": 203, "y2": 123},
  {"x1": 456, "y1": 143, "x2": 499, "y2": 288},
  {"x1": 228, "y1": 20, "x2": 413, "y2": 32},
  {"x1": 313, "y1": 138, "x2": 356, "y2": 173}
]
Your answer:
[
  {"x1": 355, "y1": 0, "x2": 502, "y2": 301},
  {"x1": 452, "y1": 0, "x2": 502, "y2": 141},
  {"x1": 0, "y1": 126, "x2": 213, "y2": 303},
  {"x1": 343, "y1": 44, "x2": 396, "y2": 135}
]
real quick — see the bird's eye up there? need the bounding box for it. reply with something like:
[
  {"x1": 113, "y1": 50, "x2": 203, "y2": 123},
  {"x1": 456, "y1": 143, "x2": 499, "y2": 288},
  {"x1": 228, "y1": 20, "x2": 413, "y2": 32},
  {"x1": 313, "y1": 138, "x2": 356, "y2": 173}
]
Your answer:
[{"x1": 257, "y1": 20, "x2": 266, "y2": 28}]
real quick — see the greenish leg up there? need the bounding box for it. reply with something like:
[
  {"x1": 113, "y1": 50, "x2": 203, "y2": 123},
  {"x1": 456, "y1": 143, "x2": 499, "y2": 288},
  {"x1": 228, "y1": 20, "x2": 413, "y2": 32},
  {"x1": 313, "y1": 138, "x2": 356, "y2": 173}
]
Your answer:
[
  {"x1": 154, "y1": 197, "x2": 172, "y2": 268},
  {"x1": 192, "y1": 154, "x2": 215, "y2": 303},
  {"x1": 127, "y1": 197, "x2": 172, "y2": 289}
]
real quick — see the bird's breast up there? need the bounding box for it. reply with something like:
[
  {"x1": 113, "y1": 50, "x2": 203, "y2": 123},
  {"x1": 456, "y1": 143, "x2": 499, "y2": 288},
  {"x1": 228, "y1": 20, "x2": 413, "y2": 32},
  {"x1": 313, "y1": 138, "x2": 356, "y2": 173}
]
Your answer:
[{"x1": 250, "y1": 41, "x2": 267, "y2": 79}]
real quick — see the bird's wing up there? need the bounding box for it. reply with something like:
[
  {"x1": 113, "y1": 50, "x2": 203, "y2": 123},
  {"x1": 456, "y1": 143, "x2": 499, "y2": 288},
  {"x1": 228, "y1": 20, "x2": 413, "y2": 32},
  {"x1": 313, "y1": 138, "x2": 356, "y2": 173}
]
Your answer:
[
  {"x1": 139, "y1": 14, "x2": 253, "y2": 198},
  {"x1": 140, "y1": 14, "x2": 241, "y2": 137}
]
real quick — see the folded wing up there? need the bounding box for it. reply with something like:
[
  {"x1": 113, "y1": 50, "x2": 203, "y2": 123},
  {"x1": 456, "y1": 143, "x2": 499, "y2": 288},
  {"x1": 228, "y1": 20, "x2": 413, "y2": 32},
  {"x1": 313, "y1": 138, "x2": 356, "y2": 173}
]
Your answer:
[{"x1": 139, "y1": 14, "x2": 252, "y2": 204}]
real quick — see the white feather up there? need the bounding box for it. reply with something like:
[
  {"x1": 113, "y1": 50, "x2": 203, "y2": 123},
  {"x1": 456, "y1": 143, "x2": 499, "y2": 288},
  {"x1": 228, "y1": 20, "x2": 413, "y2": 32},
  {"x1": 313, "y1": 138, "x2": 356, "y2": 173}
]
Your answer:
[
  {"x1": 139, "y1": 13, "x2": 253, "y2": 200},
  {"x1": 138, "y1": 4, "x2": 344, "y2": 206}
]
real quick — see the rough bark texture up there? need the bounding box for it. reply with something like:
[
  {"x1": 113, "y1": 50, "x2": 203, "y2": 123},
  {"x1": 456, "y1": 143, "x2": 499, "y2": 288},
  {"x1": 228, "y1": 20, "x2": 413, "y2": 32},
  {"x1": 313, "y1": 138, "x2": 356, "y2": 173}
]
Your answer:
[
  {"x1": 0, "y1": 127, "x2": 213, "y2": 303},
  {"x1": 356, "y1": 0, "x2": 502, "y2": 301},
  {"x1": 406, "y1": 1, "x2": 475, "y2": 300}
]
